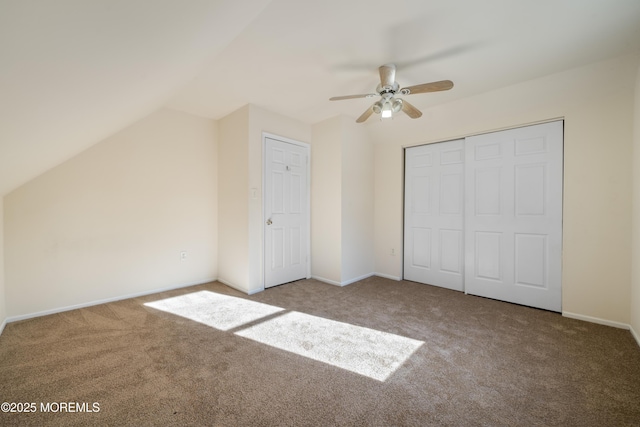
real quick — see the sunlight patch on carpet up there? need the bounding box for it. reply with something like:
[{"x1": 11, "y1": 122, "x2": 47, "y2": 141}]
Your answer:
[
  {"x1": 235, "y1": 311, "x2": 423, "y2": 381},
  {"x1": 145, "y1": 291, "x2": 284, "y2": 331},
  {"x1": 146, "y1": 291, "x2": 423, "y2": 381}
]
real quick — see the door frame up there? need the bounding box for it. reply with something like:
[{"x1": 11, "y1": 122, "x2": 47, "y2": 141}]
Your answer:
[{"x1": 262, "y1": 132, "x2": 311, "y2": 288}]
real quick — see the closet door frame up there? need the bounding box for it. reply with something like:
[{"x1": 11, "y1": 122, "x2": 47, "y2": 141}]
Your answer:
[{"x1": 402, "y1": 120, "x2": 563, "y2": 312}]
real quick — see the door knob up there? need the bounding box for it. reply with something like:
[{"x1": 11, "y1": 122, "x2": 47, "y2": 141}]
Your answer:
[{"x1": 266, "y1": 219, "x2": 272, "y2": 225}]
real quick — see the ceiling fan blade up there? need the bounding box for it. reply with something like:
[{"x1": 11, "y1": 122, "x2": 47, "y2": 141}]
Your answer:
[
  {"x1": 356, "y1": 106, "x2": 375, "y2": 123},
  {"x1": 401, "y1": 80, "x2": 454, "y2": 95},
  {"x1": 379, "y1": 63, "x2": 396, "y2": 88},
  {"x1": 329, "y1": 93, "x2": 377, "y2": 101},
  {"x1": 401, "y1": 99, "x2": 422, "y2": 119}
]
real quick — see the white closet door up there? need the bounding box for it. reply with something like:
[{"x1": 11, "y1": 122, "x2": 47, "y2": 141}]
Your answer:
[
  {"x1": 464, "y1": 121, "x2": 563, "y2": 312},
  {"x1": 404, "y1": 140, "x2": 465, "y2": 291}
]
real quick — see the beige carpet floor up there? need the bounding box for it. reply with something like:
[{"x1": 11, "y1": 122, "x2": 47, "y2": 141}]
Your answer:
[{"x1": 1, "y1": 276, "x2": 639, "y2": 426}]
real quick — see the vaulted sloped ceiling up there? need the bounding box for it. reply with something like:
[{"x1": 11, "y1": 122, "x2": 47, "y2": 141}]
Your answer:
[
  {"x1": 0, "y1": 0, "x2": 271, "y2": 196},
  {"x1": 2, "y1": 0, "x2": 640, "y2": 196}
]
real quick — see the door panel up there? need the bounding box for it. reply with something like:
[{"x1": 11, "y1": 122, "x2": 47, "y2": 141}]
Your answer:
[
  {"x1": 272, "y1": 171, "x2": 285, "y2": 213},
  {"x1": 290, "y1": 226, "x2": 301, "y2": 265},
  {"x1": 439, "y1": 229, "x2": 462, "y2": 274},
  {"x1": 465, "y1": 121, "x2": 563, "y2": 311},
  {"x1": 475, "y1": 167, "x2": 501, "y2": 215},
  {"x1": 474, "y1": 231, "x2": 502, "y2": 281},
  {"x1": 440, "y1": 172, "x2": 463, "y2": 214},
  {"x1": 412, "y1": 228, "x2": 431, "y2": 268},
  {"x1": 515, "y1": 164, "x2": 546, "y2": 215},
  {"x1": 264, "y1": 137, "x2": 309, "y2": 288},
  {"x1": 404, "y1": 140, "x2": 465, "y2": 291},
  {"x1": 271, "y1": 227, "x2": 285, "y2": 270},
  {"x1": 514, "y1": 233, "x2": 546, "y2": 287}
]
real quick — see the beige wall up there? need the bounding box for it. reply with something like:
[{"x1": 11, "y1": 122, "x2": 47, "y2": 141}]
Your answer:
[
  {"x1": 310, "y1": 117, "x2": 343, "y2": 283},
  {"x1": 371, "y1": 53, "x2": 639, "y2": 325},
  {"x1": 5, "y1": 109, "x2": 218, "y2": 319},
  {"x1": 310, "y1": 116, "x2": 375, "y2": 285},
  {"x1": 373, "y1": 143, "x2": 404, "y2": 280},
  {"x1": 218, "y1": 106, "x2": 250, "y2": 292},
  {"x1": 341, "y1": 118, "x2": 374, "y2": 282},
  {"x1": 0, "y1": 199, "x2": 5, "y2": 331},
  {"x1": 632, "y1": 59, "x2": 640, "y2": 339},
  {"x1": 217, "y1": 104, "x2": 311, "y2": 294}
]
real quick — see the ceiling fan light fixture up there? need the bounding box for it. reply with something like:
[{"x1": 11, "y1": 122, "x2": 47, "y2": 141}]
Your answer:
[
  {"x1": 392, "y1": 98, "x2": 403, "y2": 113},
  {"x1": 329, "y1": 63, "x2": 453, "y2": 123},
  {"x1": 381, "y1": 101, "x2": 393, "y2": 118}
]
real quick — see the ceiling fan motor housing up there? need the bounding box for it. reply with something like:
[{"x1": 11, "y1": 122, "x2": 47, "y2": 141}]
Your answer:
[{"x1": 376, "y1": 82, "x2": 400, "y2": 95}]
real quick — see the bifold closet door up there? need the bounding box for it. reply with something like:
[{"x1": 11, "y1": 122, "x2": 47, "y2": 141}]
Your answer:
[
  {"x1": 464, "y1": 121, "x2": 563, "y2": 312},
  {"x1": 404, "y1": 140, "x2": 465, "y2": 291}
]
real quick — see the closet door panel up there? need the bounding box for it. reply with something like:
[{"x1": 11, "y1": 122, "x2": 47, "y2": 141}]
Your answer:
[
  {"x1": 404, "y1": 140, "x2": 464, "y2": 291},
  {"x1": 464, "y1": 121, "x2": 563, "y2": 312}
]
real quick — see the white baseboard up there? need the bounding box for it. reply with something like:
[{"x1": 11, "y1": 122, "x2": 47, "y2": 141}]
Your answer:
[
  {"x1": 7, "y1": 277, "x2": 217, "y2": 324},
  {"x1": 216, "y1": 278, "x2": 254, "y2": 295},
  {"x1": 374, "y1": 273, "x2": 402, "y2": 281},
  {"x1": 342, "y1": 273, "x2": 375, "y2": 286},
  {"x1": 562, "y1": 311, "x2": 630, "y2": 330},
  {"x1": 631, "y1": 325, "x2": 640, "y2": 348},
  {"x1": 311, "y1": 275, "x2": 343, "y2": 287},
  {"x1": 0, "y1": 318, "x2": 6, "y2": 336},
  {"x1": 311, "y1": 273, "x2": 376, "y2": 287}
]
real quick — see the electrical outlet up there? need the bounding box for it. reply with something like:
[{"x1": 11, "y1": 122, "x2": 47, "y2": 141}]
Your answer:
[
  {"x1": 391, "y1": 248, "x2": 395, "y2": 256},
  {"x1": 180, "y1": 251, "x2": 187, "y2": 260}
]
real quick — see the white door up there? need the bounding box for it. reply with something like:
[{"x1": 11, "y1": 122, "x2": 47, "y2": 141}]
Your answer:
[
  {"x1": 404, "y1": 140, "x2": 465, "y2": 291},
  {"x1": 264, "y1": 136, "x2": 309, "y2": 288},
  {"x1": 464, "y1": 121, "x2": 563, "y2": 311}
]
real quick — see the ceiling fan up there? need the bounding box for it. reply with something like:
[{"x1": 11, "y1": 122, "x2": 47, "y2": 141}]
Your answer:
[{"x1": 329, "y1": 63, "x2": 453, "y2": 123}]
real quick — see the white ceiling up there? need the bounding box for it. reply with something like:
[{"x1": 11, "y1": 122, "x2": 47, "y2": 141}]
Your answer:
[
  {"x1": 167, "y1": 0, "x2": 640, "y2": 122},
  {"x1": 1, "y1": 0, "x2": 640, "y2": 195}
]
